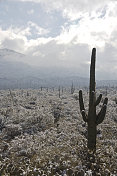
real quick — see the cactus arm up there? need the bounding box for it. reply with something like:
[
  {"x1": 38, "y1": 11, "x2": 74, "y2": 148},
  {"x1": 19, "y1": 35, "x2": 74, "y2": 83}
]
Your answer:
[
  {"x1": 81, "y1": 110, "x2": 88, "y2": 122},
  {"x1": 96, "y1": 97, "x2": 108, "y2": 125},
  {"x1": 79, "y1": 90, "x2": 85, "y2": 112},
  {"x1": 79, "y1": 90, "x2": 88, "y2": 122},
  {"x1": 96, "y1": 105, "x2": 107, "y2": 125},
  {"x1": 95, "y1": 94, "x2": 102, "y2": 106}
]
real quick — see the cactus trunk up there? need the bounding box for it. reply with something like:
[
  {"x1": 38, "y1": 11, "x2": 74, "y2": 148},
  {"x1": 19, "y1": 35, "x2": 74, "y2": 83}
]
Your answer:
[
  {"x1": 88, "y1": 48, "x2": 96, "y2": 151},
  {"x1": 88, "y1": 107, "x2": 97, "y2": 150}
]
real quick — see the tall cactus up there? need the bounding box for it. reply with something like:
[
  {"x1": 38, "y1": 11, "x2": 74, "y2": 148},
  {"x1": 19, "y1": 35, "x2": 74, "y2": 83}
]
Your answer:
[{"x1": 79, "y1": 48, "x2": 108, "y2": 151}]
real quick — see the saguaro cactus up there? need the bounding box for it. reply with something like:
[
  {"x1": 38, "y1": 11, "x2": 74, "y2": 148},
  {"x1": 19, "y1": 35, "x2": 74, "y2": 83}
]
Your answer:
[
  {"x1": 58, "y1": 86, "x2": 61, "y2": 98},
  {"x1": 79, "y1": 48, "x2": 108, "y2": 151},
  {"x1": 71, "y1": 82, "x2": 75, "y2": 94}
]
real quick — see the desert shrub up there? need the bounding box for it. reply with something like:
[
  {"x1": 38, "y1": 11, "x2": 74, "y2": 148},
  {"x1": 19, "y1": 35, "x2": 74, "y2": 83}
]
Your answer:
[{"x1": 3, "y1": 124, "x2": 22, "y2": 140}]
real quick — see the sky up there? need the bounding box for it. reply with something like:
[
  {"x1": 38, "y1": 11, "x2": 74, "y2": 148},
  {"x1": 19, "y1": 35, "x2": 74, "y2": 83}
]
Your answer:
[{"x1": 0, "y1": 0, "x2": 117, "y2": 79}]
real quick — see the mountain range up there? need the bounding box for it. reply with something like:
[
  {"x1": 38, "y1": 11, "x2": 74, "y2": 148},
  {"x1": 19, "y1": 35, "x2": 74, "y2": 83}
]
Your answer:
[{"x1": 0, "y1": 48, "x2": 117, "y2": 89}]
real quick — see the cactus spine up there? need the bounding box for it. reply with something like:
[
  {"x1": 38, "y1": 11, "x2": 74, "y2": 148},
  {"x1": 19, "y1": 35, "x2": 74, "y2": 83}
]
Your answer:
[{"x1": 79, "y1": 48, "x2": 108, "y2": 151}]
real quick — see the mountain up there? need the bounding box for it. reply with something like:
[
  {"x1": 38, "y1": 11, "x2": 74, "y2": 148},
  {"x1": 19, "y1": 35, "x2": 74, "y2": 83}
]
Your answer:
[
  {"x1": 0, "y1": 48, "x2": 117, "y2": 89},
  {"x1": 0, "y1": 48, "x2": 89, "y2": 88},
  {"x1": 0, "y1": 49, "x2": 34, "y2": 78},
  {"x1": 0, "y1": 48, "x2": 25, "y2": 56}
]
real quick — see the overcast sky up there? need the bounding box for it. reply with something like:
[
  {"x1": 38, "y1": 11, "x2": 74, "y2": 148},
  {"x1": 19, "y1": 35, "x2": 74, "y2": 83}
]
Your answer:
[{"x1": 0, "y1": 0, "x2": 117, "y2": 79}]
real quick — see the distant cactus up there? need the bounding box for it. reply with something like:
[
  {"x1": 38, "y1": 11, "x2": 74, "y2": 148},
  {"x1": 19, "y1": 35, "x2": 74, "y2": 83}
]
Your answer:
[
  {"x1": 27, "y1": 91, "x2": 29, "y2": 96},
  {"x1": 105, "y1": 87, "x2": 108, "y2": 96},
  {"x1": 58, "y1": 86, "x2": 61, "y2": 98},
  {"x1": 71, "y1": 82, "x2": 75, "y2": 94},
  {"x1": 62, "y1": 86, "x2": 64, "y2": 93},
  {"x1": 79, "y1": 48, "x2": 108, "y2": 151}
]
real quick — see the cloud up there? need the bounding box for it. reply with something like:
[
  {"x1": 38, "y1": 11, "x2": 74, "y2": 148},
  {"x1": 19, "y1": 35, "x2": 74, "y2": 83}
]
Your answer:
[
  {"x1": 1, "y1": 38, "x2": 25, "y2": 52},
  {"x1": 54, "y1": 2, "x2": 117, "y2": 51},
  {"x1": 12, "y1": 0, "x2": 116, "y2": 19},
  {"x1": 0, "y1": 21, "x2": 50, "y2": 52},
  {"x1": 0, "y1": 23, "x2": 117, "y2": 79},
  {"x1": 0, "y1": 26, "x2": 28, "y2": 53},
  {"x1": 8, "y1": 0, "x2": 117, "y2": 50},
  {"x1": 24, "y1": 40, "x2": 90, "y2": 78},
  {"x1": 96, "y1": 44, "x2": 117, "y2": 79},
  {"x1": 27, "y1": 9, "x2": 34, "y2": 15},
  {"x1": 28, "y1": 21, "x2": 49, "y2": 36},
  {"x1": 1, "y1": 0, "x2": 117, "y2": 79}
]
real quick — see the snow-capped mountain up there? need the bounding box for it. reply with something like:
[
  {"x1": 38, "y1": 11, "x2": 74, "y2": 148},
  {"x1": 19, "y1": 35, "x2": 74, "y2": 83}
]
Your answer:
[{"x1": 0, "y1": 48, "x2": 34, "y2": 78}]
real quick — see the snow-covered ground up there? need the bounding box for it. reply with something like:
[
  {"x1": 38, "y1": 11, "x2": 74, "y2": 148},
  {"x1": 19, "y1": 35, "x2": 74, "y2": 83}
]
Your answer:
[{"x1": 0, "y1": 88, "x2": 117, "y2": 175}]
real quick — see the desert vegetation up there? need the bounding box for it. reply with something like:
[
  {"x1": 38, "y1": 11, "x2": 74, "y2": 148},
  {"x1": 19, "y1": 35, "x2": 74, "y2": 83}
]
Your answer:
[
  {"x1": 0, "y1": 49, "x2": 117, "y2": 175},
  {"x1": 0, "y1": 86, "x2": 117, "y2": 175}
]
